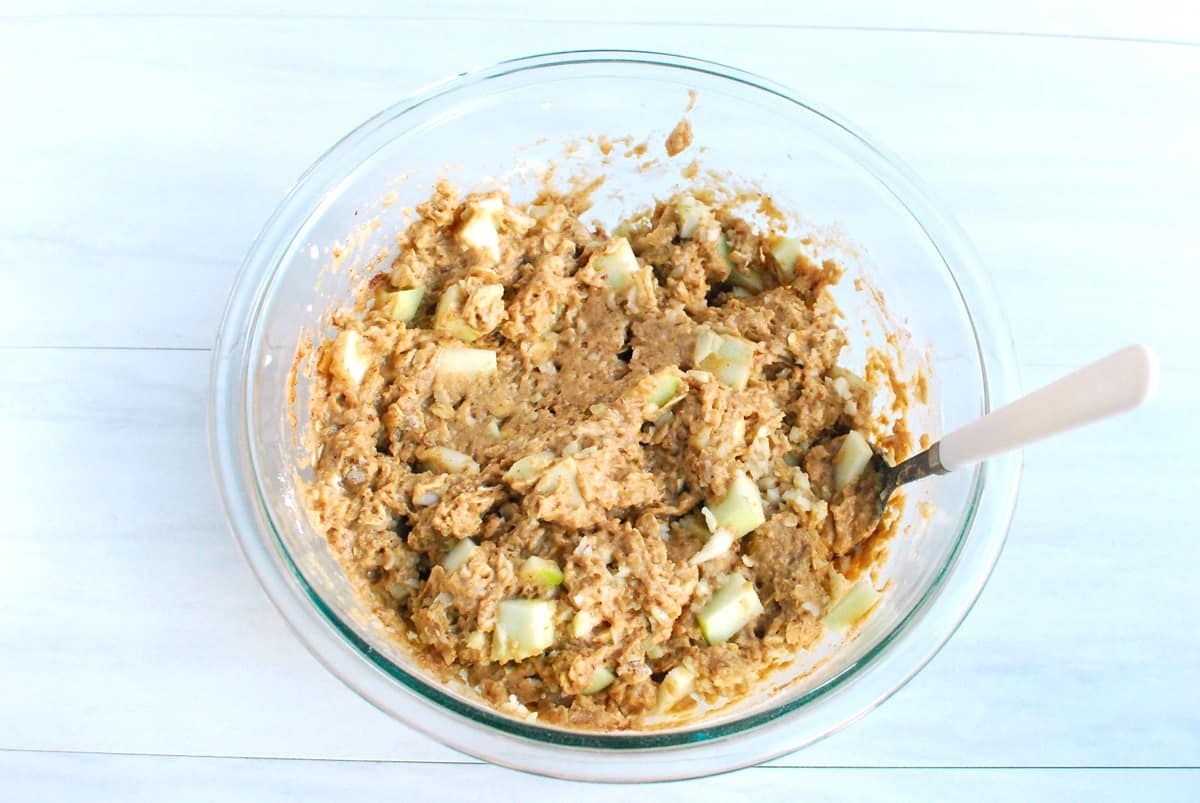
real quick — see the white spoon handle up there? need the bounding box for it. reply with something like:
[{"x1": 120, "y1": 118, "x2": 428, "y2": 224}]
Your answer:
[{"x1": 937, "y1": 344, "x2": 1159, "y2": 472}]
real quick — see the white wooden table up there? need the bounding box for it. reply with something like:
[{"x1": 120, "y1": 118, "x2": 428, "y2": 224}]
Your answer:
[{"x1": 2, "y1": 2, "x2": 1198, "y2": 799}]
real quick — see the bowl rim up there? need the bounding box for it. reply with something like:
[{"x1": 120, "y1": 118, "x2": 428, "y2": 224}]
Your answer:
[{"x1": 208, "y1": 49, "x2": 1022, "y2": 782}]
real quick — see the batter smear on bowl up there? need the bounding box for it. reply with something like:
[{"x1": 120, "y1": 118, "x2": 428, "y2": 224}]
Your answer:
[{"x1": 302, "y1": 178, "x2": 906, "y2": 729}]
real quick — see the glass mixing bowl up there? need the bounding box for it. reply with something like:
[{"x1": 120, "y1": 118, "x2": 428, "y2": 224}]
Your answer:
[{"x1": 209, "y1": 50, "x2": 1021, "y2": 782}]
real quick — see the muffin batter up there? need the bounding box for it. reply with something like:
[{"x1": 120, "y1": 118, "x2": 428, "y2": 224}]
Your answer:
[{"x1": 302, "y1": 180, "x2": 898, "y2": 729}]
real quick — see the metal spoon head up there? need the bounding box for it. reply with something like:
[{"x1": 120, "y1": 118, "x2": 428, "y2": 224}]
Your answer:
[
  {"x1": 868, "y1": 443, "x2": 948, "y2": 526},
  {"x1": 868, "y1": 452, "x2": 901, "y2": 526}
]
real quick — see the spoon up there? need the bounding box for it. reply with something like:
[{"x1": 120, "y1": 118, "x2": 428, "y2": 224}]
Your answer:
[{"x1": 871, "y1": 344, "x2": 1159, "y2": 518}]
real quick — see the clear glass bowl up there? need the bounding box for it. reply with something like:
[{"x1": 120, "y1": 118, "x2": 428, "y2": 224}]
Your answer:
[{"x1": 209, "y1": 50, "x2": 1021, "y2": 782}]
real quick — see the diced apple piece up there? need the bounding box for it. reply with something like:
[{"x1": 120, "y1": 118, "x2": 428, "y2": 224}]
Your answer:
[
  {"x1": 719, "y1": 338, "x2": 755, "y2": 389},
  {"x1": 719, "y1": 234, "x2": 763, "y2": 291},
  {"x1": 628, "y1": 367, "x2": 687, "y2": 419},
  {"x1": 519, "y1": 556, "x2": 564, "y2": 588},
  {"x1": 442, "y1": 318, "x2": 481, "y2": 343},
  {"x1": 375, "y1": 287, "x2": 423, "y2": 322},
  {"x1": 675, "y1": 195, "x2": 705, "y2": 239},
  {"x1": 693, "y1": 328, "x2": 724, "y2": 366},
  {"x1": 705, "y1": 472, "x2": 766, "y2": 538},
  {"x1": 648, "y1": 369, "x2": 685, "y2": 408},
  {"x1": 459, "y1": 197, "x2": 503, "y2": 260},
  {"x1": 434, "y1": 283, "x2": 481, "y2": 343},
  {"x1": 695, "y1": 329, "x2": 755, "y2": 390},
  {"x1": 823, "y1": 578, "x2": 880, "y2": 631},
  {"x1": 571, "y1": 610, "x2": 597, "y2": 639},
  {"x1": 434, "y1": 346, "x2": 497, "y2": 380},
  {"x1": 712, "y1": 335, "x2": 755, "y2": 390},
  {"x1": 331, "y1": 330, "x2": 370, "y2": 386},
  {"x1": 592, "y1": 237, "x2": 640, "y2": 292},
  {"x1": 655, "y1": 664, "x2": 696, "y2": 714},
  {"x1": 698, "y1": 574, "x2": 764, "y2": 645},
  {"x1": 491, "y1": 598, "x2": 557, "y2": 662},
  {"x1": 503, "y1": 452, "x2": 555, "y2": 485},
  {"x1": 442, "y1": 538, "x2": 477, "y2": 573},
  {"x1": 828, "y1": 570, "x2": 853, "y2": 600},
  {"x1": 417, "y1": 445, "x2": 479, "y2": 475},
  {"x1": 528, "y1": 203, "x2": 554, "y2": 221},
  {"x1": 582, "y1": 665, "x2": 616, "y2": 695},
  {"x1": 717, "y1": 236, "x2": 736, "y2": 270},
  {"x1": 689, "y1": 528, "x2": 734, "y2": 565},
  {"x1": 834, "y1": 430, "x2": 874, "y2": 492},
  {"x1": 729, "y1": 266, "x2": 765, "y2": 293},
  {"x1": 769, "y1": 236, "x2": 813, "y2": 278}
]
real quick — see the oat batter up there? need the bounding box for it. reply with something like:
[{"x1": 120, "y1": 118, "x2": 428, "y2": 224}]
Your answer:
[{"x1": 302, "y1": 180, "x2": 896, "y2": 729}]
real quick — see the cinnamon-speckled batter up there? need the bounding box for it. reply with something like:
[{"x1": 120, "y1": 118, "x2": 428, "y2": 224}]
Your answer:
[{"x1": 301, "y1": 179, "x2": 902, "y2": 730}]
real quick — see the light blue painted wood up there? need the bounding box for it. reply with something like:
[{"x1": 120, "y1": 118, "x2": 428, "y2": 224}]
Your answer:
[
  {"x1": 0, "y1": 3, "x2": 1196, "y2": 797},
  {"x1": 3, "y1": 752, "x2": 1198, "y2": 803},
  {"x1": 4, "y1": 0, "x2": 1198, "y2": 44},
  {"x1": 0, "y1": 19, "x2": 1196, "y2": 366}
]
